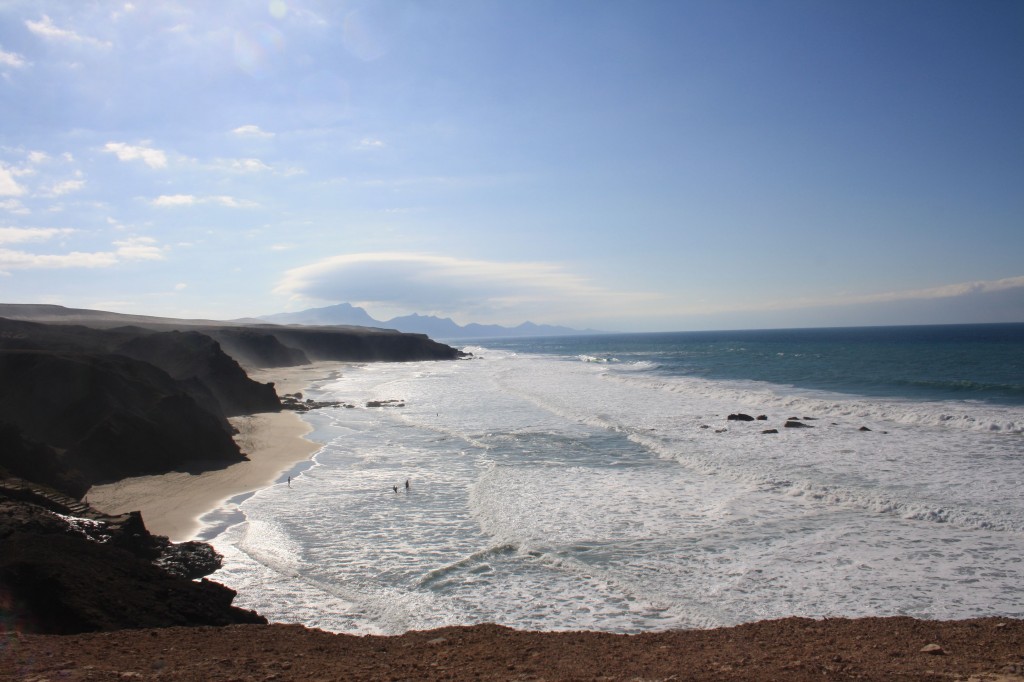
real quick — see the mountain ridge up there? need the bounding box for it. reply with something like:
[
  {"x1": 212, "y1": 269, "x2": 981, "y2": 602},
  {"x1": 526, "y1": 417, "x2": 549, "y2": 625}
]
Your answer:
[{"x1": 260, "y1": 303, "x2": 601, "y2": 338}]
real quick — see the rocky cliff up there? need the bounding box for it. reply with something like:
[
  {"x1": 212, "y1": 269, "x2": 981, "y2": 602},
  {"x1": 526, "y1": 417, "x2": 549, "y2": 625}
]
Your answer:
[
  {"x1": 0, "y1": 480, "x2": 265, "y2": 634},
  {"x1": 0, "y1": 305, "x2": 466, "y2": 635}
]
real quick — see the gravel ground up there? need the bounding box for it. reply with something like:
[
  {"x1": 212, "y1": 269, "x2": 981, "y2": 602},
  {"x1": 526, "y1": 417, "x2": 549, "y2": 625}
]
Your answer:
[{"x1": 3, "y1": 616, "x2": 1023, "y2": 681}]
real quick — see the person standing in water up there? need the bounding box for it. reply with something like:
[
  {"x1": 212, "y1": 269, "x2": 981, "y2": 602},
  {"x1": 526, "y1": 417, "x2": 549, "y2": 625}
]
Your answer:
[{"x1": 405, "y1": 479, "x2": 410, "y2": 491}]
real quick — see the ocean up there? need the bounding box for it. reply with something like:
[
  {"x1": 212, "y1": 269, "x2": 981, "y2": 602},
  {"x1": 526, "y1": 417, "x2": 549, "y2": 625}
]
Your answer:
[{"x1": 206, "y1": 323, "x2": 1024, "y2": 634}]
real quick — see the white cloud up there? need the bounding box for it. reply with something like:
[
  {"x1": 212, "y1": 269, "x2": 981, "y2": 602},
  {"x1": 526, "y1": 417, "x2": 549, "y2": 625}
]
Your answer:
[
  {"x1": 174, "y1": 282, "x2": 187, "y2": 291},
  {"x1": 749, "y1": 275, "x2": 1024, "y2": 314},
  {"x1": 850, "y1": 276, "x2": 1024, "y2": 303},
  {"x1": 356, "y1": 137, "x2": 386, "y2": 150},
  {"x1": 216, "y1": 157, "x2": 272, "y2": 173},
  {"x1": 114, "y1": 236, "x2": 164, "y2": 261},
  {"x1": 104, "y1": 142, "x2": 168, "y2": 169},
  {"x1": 0, "y1": 248, "x2": 119, "y2": 269},
  {"x1": 215, "y1": 195, "x2": 258, "y2": 208},
  {"x1": 0, "y1": 233, "x2": 164, "y2": 271},
  {"x1": 27, "y1": 151, "x2": 49, "y2": 164},
  {"x1": 151, "y1": 194, "x2": 257, "y2": 208},
  {"x1": 232, "y1": 124, "x2": 274, "y2": 138},
  {"x1": 0, "y1": 227, "x2": 74, "y2": 244},
  {"x1": 0, "y1": 164, "x2": 26, "y2": 196},
  {"x1": 40, "y1": 177, "x2": 85, "y2": 197},
  {"x1": 0, "y1": 47, "x2": 28, "y2": 68},
  {"x1": 25, "y1": 15, "x2": 113, "y2": 49},
  {"x1": 275, "y1": 252, "x2": 656, "y2": 323},
  {"x1": 111, "y1": 3, "x2": 137, "y2": 21},
  {"x1": 152, "y1": 194, "x2": 196, "y2": 207},
  {"x1": 0, "y1": 199, "x2": 30, "y2": 215}
]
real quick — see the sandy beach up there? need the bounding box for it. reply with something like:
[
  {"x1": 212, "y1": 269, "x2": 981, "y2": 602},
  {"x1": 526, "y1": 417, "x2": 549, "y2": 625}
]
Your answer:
[{"x1": 87, "y1": 362, "x2": 344, "y2": 542}]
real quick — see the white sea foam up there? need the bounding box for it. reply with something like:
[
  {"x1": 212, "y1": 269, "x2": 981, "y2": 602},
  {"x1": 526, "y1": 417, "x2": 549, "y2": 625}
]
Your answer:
[{"x1": 208, "y1": 349, "x2": 1024, "y2": 634}]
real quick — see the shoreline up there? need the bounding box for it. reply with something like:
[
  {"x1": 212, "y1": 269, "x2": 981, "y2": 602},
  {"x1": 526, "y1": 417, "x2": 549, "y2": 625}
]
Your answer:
[{"x1": 87, "y1": 362, "x2": 344, "y2": 542}]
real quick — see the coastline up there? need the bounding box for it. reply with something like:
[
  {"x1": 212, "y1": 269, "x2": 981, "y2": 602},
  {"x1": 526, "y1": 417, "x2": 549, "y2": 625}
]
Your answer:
[{"x1": 87, "y1": 362, "x2": 344, "y2": 542}]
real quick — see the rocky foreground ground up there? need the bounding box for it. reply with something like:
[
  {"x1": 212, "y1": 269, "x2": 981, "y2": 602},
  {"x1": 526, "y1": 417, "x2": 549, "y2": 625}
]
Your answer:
[{"x1": 3, "y1": 616, "x2": 1023, "y2": 681}]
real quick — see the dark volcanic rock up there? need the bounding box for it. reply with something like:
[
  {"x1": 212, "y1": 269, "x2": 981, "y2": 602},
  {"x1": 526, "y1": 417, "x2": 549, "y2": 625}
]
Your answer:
[
  {"x1": 859, "y1": 426, "x2": 872, "y2": 432},
  {"x1": 280, "y1": 393, "x2": 345, "y2": 411},
  {"x1": 727, "y1": 413, "x2": 756, "y2": 422},
  {"x1": 268, "y1": 326, "x2": 465, "y2": 363},
  {"x1": 784, "y1": 420, "x2": 814, "y2": 428},
  {"x1": 0, "y1": 519, "x2": 264, "y2": 634},
  {"x1": 155, "y1": 540, "x2": 225, "y2": 579},
  {"x1": 0, "y1": 423, "x2": 87, "y2": 498},
  {"x1": 0, "y1": 317, "x2": 281, "y2": 417},
  {"x1": 761, "y1": 428, "x2": 779, "y2": 434},
  {"x1": 366, "y1": 399, "x2": 405, "y2": 408},
  {"x1": 206, "y1": 328, "x2": 310, "y2": 368},
  {"x1": 0, "y1": 487, "x2": 264, "y2": 634},
  {"x1": 117, "y1": 330, "x2": 280, "y2": 416},
  {"x1": 0, "y1": 350, "x2": 245, "y2": 485}
]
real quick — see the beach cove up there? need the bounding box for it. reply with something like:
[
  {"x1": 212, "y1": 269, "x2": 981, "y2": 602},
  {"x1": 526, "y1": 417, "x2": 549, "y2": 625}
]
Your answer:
[{"x1": 87, "y1": 362, "x2": 345, "y2": 542}]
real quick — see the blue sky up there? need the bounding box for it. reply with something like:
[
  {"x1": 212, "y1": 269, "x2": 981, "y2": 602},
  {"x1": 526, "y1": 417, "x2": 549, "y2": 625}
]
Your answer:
[{"x1": 1, "y1": 1, "x2": 1021, "y2": 332}]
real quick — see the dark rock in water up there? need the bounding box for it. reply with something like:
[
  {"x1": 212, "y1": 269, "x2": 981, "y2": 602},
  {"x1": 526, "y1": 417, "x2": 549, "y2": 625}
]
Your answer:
[
  {"x1": 700, "y1": 424, "x2": 710, "y2": 429},
  {"x1": 367, "y1": 399, "x2": 405, "y2": 408},
  {"x1": 761, "y1": 429, "x2": 779, "y2": 434},
  {"x1": 859, "y1": 426, "x2": 872, "y2": 432},
  {"x1": 727, "y1": 413, "x2": 755, "y2": 422},
  {"x1": 280, "y1": 394, "x2": 343, "y2": 411},
  {"x1": 756, "y1": 415, "x2": 768, "y2": 420},
  {"x1": 784, "y1": 420, "x2": 813, "y2": 428},
  {"x1": 715, "y1": 428, "x2": 727, "y2": 433}
]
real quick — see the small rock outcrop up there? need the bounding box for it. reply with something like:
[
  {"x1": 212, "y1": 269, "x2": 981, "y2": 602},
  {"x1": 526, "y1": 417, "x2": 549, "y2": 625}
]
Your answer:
[
  {"x1": 280, "y1": 393, "x2": 347, "y2": 411},
  {"x1": 367, "y1": 399, "x2": 406, "y2": 408},
  {"x1": 0, "y1": 480, "x2": 265, "y2": 634},
  {"x1": 727, "y1": 413, "x2": 756, "y2": 422}
]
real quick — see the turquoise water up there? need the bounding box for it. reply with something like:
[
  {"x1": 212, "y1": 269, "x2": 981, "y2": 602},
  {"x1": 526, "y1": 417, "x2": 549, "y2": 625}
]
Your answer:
[{"x1": 207, "y1": 324, "x2": 1024, "y2": 634}]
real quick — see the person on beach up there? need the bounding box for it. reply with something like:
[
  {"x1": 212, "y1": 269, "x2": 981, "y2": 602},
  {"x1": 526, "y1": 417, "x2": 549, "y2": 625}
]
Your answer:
[
  {"x1": 287, "y1": 476, "x2": 291, "y2": 487},
  {"x1": 405, "y1": 479, "x2": 410, "y2": 491},
  {"x1": 392, "y1": 485, "x2": 398, "y2": 493}
]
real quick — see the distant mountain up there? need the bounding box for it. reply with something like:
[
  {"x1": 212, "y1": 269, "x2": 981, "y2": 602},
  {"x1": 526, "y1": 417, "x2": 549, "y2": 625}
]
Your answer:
[
  {"x1": 257, "y1": 303, "x2": 381, "y2": 328},
  {"x1": 259, "y1": 303, "x2": 599, "y2": 339}
]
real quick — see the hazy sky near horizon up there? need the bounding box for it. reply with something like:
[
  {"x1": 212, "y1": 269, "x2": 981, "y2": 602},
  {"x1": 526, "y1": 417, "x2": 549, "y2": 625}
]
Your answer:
[{"x1": 1, "y1": 1, "x2": 1022, "y2": 332}]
